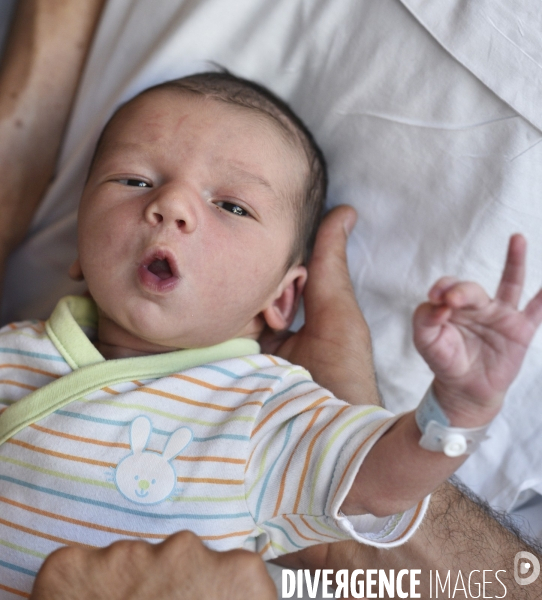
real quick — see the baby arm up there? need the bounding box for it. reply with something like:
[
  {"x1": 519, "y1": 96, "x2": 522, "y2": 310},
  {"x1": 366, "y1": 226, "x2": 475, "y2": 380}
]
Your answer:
[{"x1": 342, "y1": 234, "x2": 542, "y2": 517}]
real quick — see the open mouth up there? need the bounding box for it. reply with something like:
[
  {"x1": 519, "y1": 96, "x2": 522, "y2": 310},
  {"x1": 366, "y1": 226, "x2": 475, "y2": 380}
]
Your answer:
[
  {"x1": 138, "y1": 249, "x2": 179, "y2": 293},
  {"x1": 147, "y1": 258, "x2": 173, "y2": 280}
]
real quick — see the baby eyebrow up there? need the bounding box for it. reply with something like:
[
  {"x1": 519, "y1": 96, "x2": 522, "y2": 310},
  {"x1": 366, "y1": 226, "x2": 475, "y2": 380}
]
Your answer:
[{"x1": 225, "y1": 163, "x2": 273, "y2": 191}]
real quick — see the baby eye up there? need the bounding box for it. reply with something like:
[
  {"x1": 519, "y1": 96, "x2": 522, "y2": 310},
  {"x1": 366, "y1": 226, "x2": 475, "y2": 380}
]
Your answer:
[
  {"x1": 215, "y1": 201, "x2": 248, "y2": 217},
  {"x1": 118, "y1": 179, "x2": 150, "y2": 187}
]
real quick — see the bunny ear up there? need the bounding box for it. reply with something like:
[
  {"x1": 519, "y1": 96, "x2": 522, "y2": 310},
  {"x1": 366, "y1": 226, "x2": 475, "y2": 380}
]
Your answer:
[
  {"x1": 162, "y1": 427, "x2": 193, "y2": 461},
  {"x1": 130, "y1": 416, "x2": 152, "y2": 453}
]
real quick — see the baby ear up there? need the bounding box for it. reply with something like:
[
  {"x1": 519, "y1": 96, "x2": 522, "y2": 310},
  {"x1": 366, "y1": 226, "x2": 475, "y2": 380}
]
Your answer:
[
  {"x1": 262, "y1": 265, "x2": 307, "y2": 331},
  {"x1": 68, "y1": 258, "x2": 84, "y2": 281}
]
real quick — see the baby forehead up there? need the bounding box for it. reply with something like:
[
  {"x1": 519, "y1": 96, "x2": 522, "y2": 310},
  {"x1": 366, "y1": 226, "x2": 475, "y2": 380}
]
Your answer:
[
  {"x1": 104, "y1": 88, "x2": 299, "y2": 150},
  {"x1": 94, "y1": 89, "x2": 307, "y2": 194}
]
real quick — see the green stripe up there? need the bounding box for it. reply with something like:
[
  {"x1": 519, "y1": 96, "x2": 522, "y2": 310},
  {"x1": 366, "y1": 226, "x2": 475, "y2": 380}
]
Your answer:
[
  {"x1": 270, "y1": 540, "x2": 288, "y2": 554},
  {"x1": 171, "y1": 494, "x2": 246, "y2": 503},
  {"x1": 308, "y1": 407, "x2": 382, "y2": 513},
  {"x1": 0, "y1": 537, "x2": 47, "y2": 559},
  {"x1": 245, "y1": 423, "x2": 286, "y2": 499},
  {"x1": 285, "y1": 367, "x2": 312, "y2": 379},
  {"x1": 84, "y1": 398, "x2": 255, "y2": 427},
  {"x1": 374, "y1": 511, "x2": 403, "y2": 539},
  {"x1": 313, "y1": 515, "x2": 349, "y2": 539},
  {"x1": 0, "y1": 455, "x2": 116, "y2": 489},
  {"x1": 240, "y1": 356, "x2": 261, "y2": 369}
]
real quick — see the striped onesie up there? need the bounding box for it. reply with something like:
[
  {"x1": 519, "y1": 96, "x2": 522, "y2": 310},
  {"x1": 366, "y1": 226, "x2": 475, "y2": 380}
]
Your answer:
[{"x1": 0, "y1": 296, "x2": 426, "y2": 597}]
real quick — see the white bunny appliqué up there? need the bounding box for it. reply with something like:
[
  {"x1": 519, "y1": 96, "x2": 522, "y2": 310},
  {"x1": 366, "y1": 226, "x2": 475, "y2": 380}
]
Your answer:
[{"x1": 114, "y1": 416, "x2": 192, "y2": 505}]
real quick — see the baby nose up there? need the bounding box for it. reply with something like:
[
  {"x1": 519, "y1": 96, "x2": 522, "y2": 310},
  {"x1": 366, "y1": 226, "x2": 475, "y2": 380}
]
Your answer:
[
  {"x1": 144, "y1": 186, "x2": 197, "y2": 233},
  {"x1": 138, "y1": 479, "x2": 150, "y2": 491}
]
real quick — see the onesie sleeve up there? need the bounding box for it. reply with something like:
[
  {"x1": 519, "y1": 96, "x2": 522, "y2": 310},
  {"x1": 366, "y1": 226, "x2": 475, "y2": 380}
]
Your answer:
[{"x1": 243, "y1": 369, "x2": 428, "y2": 558}]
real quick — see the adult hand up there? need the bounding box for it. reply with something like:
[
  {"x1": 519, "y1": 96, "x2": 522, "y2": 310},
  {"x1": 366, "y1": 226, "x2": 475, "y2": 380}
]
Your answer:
[
  {"x1": 260, "y1": 205, "x2": 380, "y2": 406},
  {"x1": 31, "y1": 530, "x2": 277, "y2": 600}
]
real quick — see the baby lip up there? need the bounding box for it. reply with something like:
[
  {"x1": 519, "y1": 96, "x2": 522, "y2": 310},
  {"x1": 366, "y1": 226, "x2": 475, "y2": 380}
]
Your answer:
[{"x1": 137, "y1": 247, "x2": 180, "y2": 293}]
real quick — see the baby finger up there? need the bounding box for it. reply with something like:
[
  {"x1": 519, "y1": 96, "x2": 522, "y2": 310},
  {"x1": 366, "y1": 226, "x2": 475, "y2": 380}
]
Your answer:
[
  {"x1": 442, "y1": 281, "x2": 490, "y2": 310},
  {"x1": 428, "y1": 276, "x2": 460, "y2": 304}
]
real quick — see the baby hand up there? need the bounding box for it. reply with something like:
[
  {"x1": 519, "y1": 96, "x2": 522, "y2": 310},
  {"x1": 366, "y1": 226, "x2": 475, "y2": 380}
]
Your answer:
[{"x1": 413, "y1": 234, "x2": 542, "y2": 427}]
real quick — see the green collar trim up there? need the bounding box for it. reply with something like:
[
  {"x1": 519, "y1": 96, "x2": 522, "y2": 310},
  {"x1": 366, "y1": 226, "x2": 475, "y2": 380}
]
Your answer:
[
  {"x1": 44, "y1": 295, "x2": 260, "y2": 372},
  {"x1": 0, "y1": 296, "x2": 260, "y2": 447}
]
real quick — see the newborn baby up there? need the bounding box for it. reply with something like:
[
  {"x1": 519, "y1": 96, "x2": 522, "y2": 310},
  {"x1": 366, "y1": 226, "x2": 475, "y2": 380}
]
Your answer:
[{"x1": 0, "y1": 72, "x2": 540, "y2": 595}]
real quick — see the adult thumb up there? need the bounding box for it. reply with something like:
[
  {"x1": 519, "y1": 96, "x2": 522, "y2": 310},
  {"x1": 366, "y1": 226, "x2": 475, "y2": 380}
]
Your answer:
[{"x1": 304, "y1": 205, "x2": 358, "y2": 315}]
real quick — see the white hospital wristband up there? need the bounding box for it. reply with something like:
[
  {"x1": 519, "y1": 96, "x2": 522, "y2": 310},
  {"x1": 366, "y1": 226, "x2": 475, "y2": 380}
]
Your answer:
[{"x1": 415, "y1": 387, "x2": 490, "y2": 457}]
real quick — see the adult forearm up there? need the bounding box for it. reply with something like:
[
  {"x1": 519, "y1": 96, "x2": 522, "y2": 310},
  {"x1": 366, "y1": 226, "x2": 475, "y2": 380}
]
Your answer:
[
  {"x1": 325, "y1": 481, "x2": 542, "y2": 598},
  {"x1": 0, "y1": 0, "x2": 105, "y2": 276}
]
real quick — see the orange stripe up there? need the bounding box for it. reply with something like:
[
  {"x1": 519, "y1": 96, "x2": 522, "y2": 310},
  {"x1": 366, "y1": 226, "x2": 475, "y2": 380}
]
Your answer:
[
  {"x1": 258, "y1": 541, "x2": 272, "y2": 556},
  {"x1": 8, "y1": 439, "x2": 115, "y2": 468},
  {"x1": 396, "y1": 501, "x2": 424, "y2": 541},
  {"x1": 200, "y1": 529, "x2": 252, "y2": 541},
  {"x1": 138, "y1": 386, "x2": 262, "y2": 412},
  {"x1": 175, "y1": 455, "x2": 244, "y2": 465},
  {"x1": 299, "y1": 515, "x2": 337, "y2": 541},
  {"x1": 0, "y1": 583, "x2": 29, "y2": 598},
  {"x1": 273, "y1": 408, "x2": 323, "y2": 516},
  {"x1": 176, "y1": 477, "x2": 243, "y2": 485},
  {"x1": 0, "y1": 379, "x2": 37, "y2": 391},
  {"x1": 28, "y1": 324, "x2": 44, "y2": 334},
  {"x1": 7, "y1": 323, "x2": 17, "y2": 330},
  {"x1": 330, "y1": 420, "x2": 390, "y2": 506},
  {"x1": 283, "y1": 514, "x2": 322, "y2": 543},
  {"x1": 102, "y1": 386, "x2": 120, "y2": 395},
  {"x1": 265, "y1": 355, "x2": 280, "y2": 366},
  {"x1": 0, "y1": 496, "x2": 168, "y2": 540},
  {"x1": 244, "y1": 444, "x2": 258, "y2": 474},
  {"x1": 30, "y1": 424, "x2": 129, "y2": 449},
  {"x1": 251, "y1": 389, "x2": 325, "y2": 437},
  {"x1": 293, "y1": 406, "x2": 349, "y2": 513},
  {"x1": 0, "y1": 515, "x2": 94, "y2": 548},
  {"x1": 0, "y1": 363, "x2": 60, "y2": 378},
  {"x1": 28, "y1": 425, "x2": 244, "y2": 464},
  {"x1": 172, "y1": 373, "x2": 273, "y2": 395}
]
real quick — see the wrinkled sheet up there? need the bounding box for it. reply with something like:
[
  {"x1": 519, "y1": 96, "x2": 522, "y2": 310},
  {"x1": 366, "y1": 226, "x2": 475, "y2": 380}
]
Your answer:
[{"x1": 2, "y1": 0, "x2": 541, "y2": 515}]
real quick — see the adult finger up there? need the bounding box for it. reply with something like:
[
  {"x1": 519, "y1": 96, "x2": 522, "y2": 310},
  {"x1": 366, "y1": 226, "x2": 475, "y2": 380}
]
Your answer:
[
  {"x1": 495, "y1": 234, "x2": 526, "y2": 307},
  {"x1": 303, "y1": 204, "x2": 358, "y2": 318}
]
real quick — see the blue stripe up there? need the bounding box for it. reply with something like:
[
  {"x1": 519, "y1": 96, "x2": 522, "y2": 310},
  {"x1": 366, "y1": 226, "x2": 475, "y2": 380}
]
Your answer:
[
  {"x1": 193, "y1": 434, "x2": 250, "y2": 442},
  {"x1": 0, "y1": 476, "x2": 250, "y2": 520},
  {"x1": 55, "y1": 411, "x2": 249, "y2": 441},
  {"x1": 0, "y1": 558, "x2": 37, "y2": 577},
  {"x1": 200, "y1": 364, "x2": 282, "y2": 381},
  {"x1": 264, "y1": 521, "x2": 303, "y2": 549},
  {"x1": 254, "y1": 420, "x2": 294, "y2": 522},
  {"x1": 263, "y1": 381, "x2": 312, "y2": 406},
  {"x1": 0, "y1": 347, "x2": 66, "y2": 363}
]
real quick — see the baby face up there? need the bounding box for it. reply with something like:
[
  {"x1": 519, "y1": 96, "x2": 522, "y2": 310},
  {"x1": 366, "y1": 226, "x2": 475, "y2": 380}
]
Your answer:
[{"x1": 77, "y1": 89, "x2": 307, "y2": 354}]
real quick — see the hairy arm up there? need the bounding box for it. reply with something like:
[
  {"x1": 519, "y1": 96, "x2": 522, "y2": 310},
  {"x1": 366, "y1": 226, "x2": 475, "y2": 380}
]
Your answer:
[
  {"x1": 280, "y1": 479, "x2": 542, "y2": 598},
  {"x1": 0, "y1": 0, "x2": 105, "y2": 285}
]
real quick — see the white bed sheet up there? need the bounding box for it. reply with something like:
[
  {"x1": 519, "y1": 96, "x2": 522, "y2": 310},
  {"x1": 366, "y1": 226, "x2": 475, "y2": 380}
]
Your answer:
[{"x1": 2, "y1": 0, "x2": 541, "y2": 518}]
